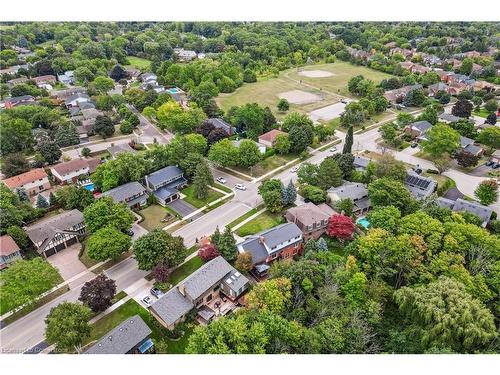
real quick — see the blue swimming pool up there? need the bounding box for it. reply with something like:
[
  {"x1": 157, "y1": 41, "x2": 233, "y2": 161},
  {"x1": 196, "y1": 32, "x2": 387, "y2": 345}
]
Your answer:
[
  {"x1": 356, "y1": 217, "x2": 370, "y2": 229},
  {"x1": 166, "y1": 87, "x2": 182, "y2": 94},
  {"x1": 83, "y1": 183, "x2": 95, "y2": 192}
]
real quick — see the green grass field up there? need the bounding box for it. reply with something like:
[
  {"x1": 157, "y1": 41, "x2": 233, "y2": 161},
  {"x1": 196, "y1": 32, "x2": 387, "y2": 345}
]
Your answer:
[
  {"x1": 233, "y1": 154, "x2": 297, "y2": 177},
  {"x1": 236, "y1": 210, "x2": 285, "y2": 237},
  {"x1": 138, "y1": 205, "x2": 177, "y2": 231},
  {"x1": 126, "y1": 56, "x2": 152, "y2": 70},
  {"x1": 181, "y1": 185, "x2": 224, "y2": 208},
  {"x1": 216, "y1": 61, "x2": 394, "y2": 118}
]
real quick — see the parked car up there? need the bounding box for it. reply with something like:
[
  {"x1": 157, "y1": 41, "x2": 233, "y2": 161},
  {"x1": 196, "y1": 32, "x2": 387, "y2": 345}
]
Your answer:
[
  {"x1": 492, "y1": 163, "x2": 500, "y2": 170},
  {"x1": 341, "y1": 99, "x2": 348, "y2": 104},
  {"x1": 235, "y1": 183, "x2": 247, "y2": 191},
  {"x1": 216, "y1": 177, "x2": 226, "y2": 184},
  {"x1": 414, "y1": 168, "x2": 423, "y2": 175},
  {"x1": 486, "y1": 160, "x2": 495, "y2": 167},
  {"x1": 125, "y1": 229, "x2": 134, "y2": 236},
  {"x1": 411, "y1": 142, "x2": 418, "y2": 148},
  {"x1": 291, "y1": 166, "x2": 299, "y2": 173},
  {"x1": 150, "y1": 287, "x2": 164, "y2": 298},
  {"x1": 329, "y1": 146, "x2": 337, "y2": 152},
  {"x1": 142, "y1": 296, "x2": 153, "y2": 306}
]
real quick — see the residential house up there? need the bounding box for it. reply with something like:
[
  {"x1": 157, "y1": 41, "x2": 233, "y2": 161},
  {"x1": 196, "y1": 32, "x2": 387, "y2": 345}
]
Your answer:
[
  {"x1": 347, "y1": 47, "x2": 373, "y2": 62},
  {"x1": 0, "y1": 235, "x2": 22, "y2": 270},
  {"x1": 108, "y1": 143, "x2": 138, "y2": 159},
  {"x1": 25, "y1": 209, "x2": 86, "y2": 258},
  {"x1": 174, "y1": 48, "x2": 198, "y2": 62},
  {"x1": 236, "y1": 223, "x2": 304, "y2": 274},
  {"x1": 32, "y1": 75, "x2": 56, "y2": 88},
  {"x1": 435, "y1": 69, "x2": 452, "y2": 82},
  {"x1": 85, "y1": 315, "x2": 153, "y2": 354},
  {"x1": 1, "y1": 95, "x2": 36, "y2": 109},
  {"x1": 437, "y1": 198, "x2": 493, "y2": 227},
  {"x1": 383, "y1": 84, "x2": 423, "y2": 104},
  {"x1": 422, "y1": 54, "x2": 442, "y2": 66},
  {"x1": 428, "y1": 82, "x2": 449, "y2": 96},
  {"x1": 438, "y1": 113, "x2": 463, "y2": 124},
  {"x1": 50, "y1": 158, "x2": 100, "y2": 185},
  {"x1": 399, "y1": 61, "x2": 416, "y2": 71},
  {"x1": 460, "y1": 136, "x2": 483, "y2": 157},
  {"x1": 102, "y1": 181, "x2": 148, "y2": 209},
  {"x1": 447, "y1": 82, "x2": 469, "y2": 96},
  {"x1": 404, "y1": 120, "x2": 432, "y2": 140},
  {"x1": 57, "y1": 71, "x2": 74, "y2": 86},
  {"x1": 233, "y1": 139, "x2": 266, "y2": 154},
  {"x1": 50, "y1": 87, "x2": 86, "y2": 100},
  {"x1": 81, "y1": 108, "x2": 103, "y2": 121},
  {"x1": 353, "y1": 156, "x2": 371, "y2": 171},
  {"x1": 205, "y1": 118, "x2": 236, "y2": 136},
  {"x1": 258, "y1": 129, "x2": 288, "y2": 148},
  {"x1": 125, "y1": 67, "x2": 141, "y2": 80},
  {"x1": 404, "y1": 172, "x2": 437, "y2": 200},
  {"x1": 150, "y1": 256, "x2": 249, "y2": 330},
  {"x1": 410, "y1": 64, "x2": 431, "y2": 75},
  {"x1": 2, "y1": 168, "x2": 50, "y2": 196},
  {"x1": 64, "y1": 93, "x2": 91, "y2": 108},
  {"x1": 473, "y1": 80, "x2": 495, "y2": 92},
  {"x1": 285, "y1": 202, "x2": 336, "y2": 240},
  {"x1": 327, "y1": 181, "x2": 371, "y2": 215},
  {"x1": 7, "y1": 77, "x2": 29, "y2": 86},
  {"x1": 490, "y1": 149, "x2": 500, "y2": 164},
  {"x1": 144, "y1": 166, "x2": 187, "y2": 206},
  {"x1": 0, "y1": 64, "x2": 29, "y2": 76},
  {"x1": 391, "y1": 48, "x2": 413, "y2": 59}
]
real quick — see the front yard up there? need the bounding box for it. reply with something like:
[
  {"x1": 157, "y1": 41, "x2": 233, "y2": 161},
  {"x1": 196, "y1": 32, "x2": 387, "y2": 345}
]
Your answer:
[
  {"x1": 180, "y1": 185, "x2": 224, "y2": 208},
  {"x1": 236, "y1": 210, "x2": 285, "y2": 237},
  {"x1": 232, "y1": 153, "x2": 298, "y2": 177},
  {"x1": 138, "y1": 204, "x2": 178, "y2": 231}
]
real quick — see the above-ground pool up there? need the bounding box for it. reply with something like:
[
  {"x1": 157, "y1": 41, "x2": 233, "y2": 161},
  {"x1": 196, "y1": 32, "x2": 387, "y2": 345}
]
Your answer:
[
  {"x1": 356, "y1": 217, "x2": 370, "y2": 229},
  {"x1": 83, "y1": 183, "x2": 95, "y2": 192},
  {"x1": 166, "y1": 87, "x2": 182, "y2": 95}
]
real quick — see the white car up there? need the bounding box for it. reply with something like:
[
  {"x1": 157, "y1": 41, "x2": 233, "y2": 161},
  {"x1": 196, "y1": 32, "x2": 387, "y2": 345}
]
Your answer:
[
  {"x1": 291, "y1": 166, "x2": 299, "y2": 173},
  {"x1": 142, "y1": 296, "x2": 153, "y2": 307},
  {"x1": 235, "y1": 183, "x2": 247, "y2": 191},
  {"x1": 216, "y1": 177, "x2": 227, "y2": 184},
  {"x1": 329, "y1": 146, "x2": 337, "y2": 152}
]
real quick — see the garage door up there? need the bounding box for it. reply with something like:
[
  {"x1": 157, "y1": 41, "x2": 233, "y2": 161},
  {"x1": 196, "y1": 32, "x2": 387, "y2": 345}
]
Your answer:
[
  {"x1": 55, "y1": 243, "x2": 66, "y2": 252},
  {"x1": 66, "y1": 237, "x2": 77, "y2": 247},
  {"x1": 44, "y1": 248, "x2": 56, "y2": 258}
]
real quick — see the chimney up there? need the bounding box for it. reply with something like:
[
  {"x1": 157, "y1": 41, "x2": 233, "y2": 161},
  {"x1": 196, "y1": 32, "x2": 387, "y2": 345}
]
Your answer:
[
  {"x1": 178, "y1": 284, "x2": 185, "y2": 297},
  {"x1": 259, "y1": 236, "x2": 265, "y2": 244}
]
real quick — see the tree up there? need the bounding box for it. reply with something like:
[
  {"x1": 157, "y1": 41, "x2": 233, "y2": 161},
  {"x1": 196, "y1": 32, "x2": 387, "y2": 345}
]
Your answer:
[
  {"x1": 81, "y1": 147, "x2": 91, "y2": 157},
  {"x1": 418, "y1": 105, "x2": 438, "y2": 125},
  {"x1": 403, "y1": 88, "x2": 426, "y2": 107},
  {"x1": 483, "y1": 99, "x2": 498, "y2": 113},
  {"x1": 0, "y1": 258, "x2": 61, "y2": 312},
  {"x1": 422, "y1": 124, "x2": 460, "y2": 157},
  {"x1": 367, "y1": 205, "x2": 401, "y2": 232},
  {"x1": 332, "y1": 153, "x2": 355, "y2": 180},
  {"x1": 474, "y1": 180, "x2": 498, "y2": 206},
  {"x1": 93, "y1": 115, "x2": 115, "y2": 138},
  {"x1": 156, "y1": 101, "x2": 206, "y2": 134},
  {"x1": 208, "y1": 138, "x2": 239, "y2": 167},
  {"x1": 45, "y1": 302, "x2": 91, "y2": 353},
  {"x1": 449, "y1": 119, "x2": 477, "y2": 139},
  {"x1": 327, "y1": 214, "x2": 355, "y2": 240},
  {"x1": 198, "y1": 244, "x2": 221, "y2": 262},
  {"x1": 6, "y1": 225, "x2": 29, "y2": 250},
  {"x1": 342, "y1": 272, "x2": 368, "y2": 307},
  {"x1": 342, "y1": 126, "x2": 354, "y2": 154},
  {"x1": 258, "y1": 179, "x2": 284, "y2": 213},
  {"x1": 238, "y1": 139, "x2": 261, "y2": 168},
  {"x1": 152, "y1": 264, "x2": 171, "y2": 282},
  {"x1": 368, "y1": 178, "x2": 417, "y2": 214},
  {"x1": 55, "y1": 185, "x2": 94, "y2": 211},
  {"x1": 37, "y1": 139, "x2": 61, "y2": 165},
  {"x1": 36, "y1": 194, "x2": 49, "y2": 208},
  {"x1": 281, "y1": 180, "x2": 297, "y2": 206},
  {"x1": 235, "y1": 251, "x2": 253, "y2": 272},
  {"x1": 485, "y1": 113, "x2": 497, "y2": 125},
  {"x1": 317, "y1": 157, "x2": 342, "y2": 190},
  {"x1": 379, "y1": 122, "x2": 399, "y2": 146},
  {"x1": 459, "y1": 58, "x2": 474, "y2": 75},
  {"x1": 476, "y1": 127, "x2": 500, "y2": 150},
  {"x1": 86, "y1": 226, "x2": 132, "y2": 261},
  {"x1": 133, "y1": 229, "x2": 186, "y2": 270},
  {"x1": 335, "y1": 198, "x2": 354, "y2": 216},
  {"x1": 1, "y1": 119, "x2": 35, "y2": 155},
  {"x1": 110, "y1": 64, "x2": 128, "y2": 81},
  {"x1": 193, "y1": 159, "x2": 213, "y2": 200},
  {"x1": 456, "y1": 151, "x2": 479, "y2": 168},
  {"x1": 274, "y1": 134, "x2": 291, "y2": 155},
  {"x1": 374, "y1": 154, "x2": 407, "y2": 182},
  {"x1": 83, "y1": 196, "x2": 134, "y2": 233},
  {"x1": 277, "y1": 98, "x2": 290, "y2": 112},
  {"x1": 55, "y1": 123, "x2": 80, "y2": 147},
  {"x1": 299, "y1": 184, "x2": 326, "y2": 204},
  {"x1": 79, "y1": 274, "x2": 116, "y2": 313},
  {"x1": 246, "y1": 278, "x2": 292, "y2": 315},
  {"x1": 93, "y1": 76, "x2": 115, "y2": 94},
  {"x1": 215, "y1": 226, "x2": 238, "y2": 262},
  {"x1": 297, "y1": 163, "x2": 319, "y2": 186},
  {"x1": 1, "y1": 153, "x2": 30, "y2": 177},
  {"x1": 207, "y1": 128, "x2": 229, "y2": 145},
  {"x1": 316, "y1": 237, "x2": 328, "y2": 252},
  {"x1": 451, "y1": 99, "x2": 473, "y2": 118},
  {"x1": 394, "y1": 277, "x2": 497, "y2": 352}
]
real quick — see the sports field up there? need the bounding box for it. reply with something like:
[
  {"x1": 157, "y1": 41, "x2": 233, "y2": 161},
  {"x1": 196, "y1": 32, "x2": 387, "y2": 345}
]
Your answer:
[{"x1": 216, "y1": 61, "x2": 394, "y2": 118}]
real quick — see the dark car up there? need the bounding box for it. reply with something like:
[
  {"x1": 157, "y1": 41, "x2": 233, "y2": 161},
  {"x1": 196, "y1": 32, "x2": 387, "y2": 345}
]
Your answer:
[
  {"x1": 492, "y1": 163, "x2": 500, "y2": 170},
  {"x1": 125, "y1": 229, "x2": 134, "y2": 236},
  {"x1": 486, "y1": 160, "x2": 495, "y2": 167},
  {"x1": 411, "y1": 142, "x2": 418, "y2": 148},
  {"x1": 150, "y1": 287, "x2": 164, "y2": 298}
]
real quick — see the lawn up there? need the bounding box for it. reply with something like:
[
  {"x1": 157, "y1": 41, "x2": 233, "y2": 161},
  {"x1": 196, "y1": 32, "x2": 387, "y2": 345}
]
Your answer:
[
  {"x1": 180, "y1": 185, "x2": 224, "y2": 208},
  {"x1": 138, "y1": 204, "x2": 177, "y2": 231},
  {"x1": 217, "y1": 61, "x2": 394, "y2": 118},
  {"x1": 473, "y1": 108, "x2": 493, "y2": 118},
  {"x1": 83, "y1": 298, "x2": 194, "y2": 354},
  {"x1": 236, "y1": 210, "x2": 285, "y2": 237},
  {"x1": 126, "y1": 56, "x2": 151, "y2": 70},
  {"x1": 169, "y1": 256, "x2": 204, "y2": 286},
  {"x1": 228, "y1": 204, "x2": 265, "y2": 228},
  {"x1": 233, "y1": 153, "x2": 298, "y2": 177}
]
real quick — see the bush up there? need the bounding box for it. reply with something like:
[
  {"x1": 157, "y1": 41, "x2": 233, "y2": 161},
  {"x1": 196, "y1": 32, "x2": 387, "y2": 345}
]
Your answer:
[{"x1": 120, "y1": 121, "x2": 134, "y2": 134}]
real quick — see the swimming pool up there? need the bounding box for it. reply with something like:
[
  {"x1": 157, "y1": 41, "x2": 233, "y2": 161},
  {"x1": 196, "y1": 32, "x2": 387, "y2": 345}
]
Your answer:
[
  {"x1": 356, "y1": 217, "x2": 370, "y2": 229},
  {"x1": 83, "y1": 183, "x2": 95, "y2": 192},
  {"x1": 166, "y1": 87, "x2": 182, "y2": 94}
]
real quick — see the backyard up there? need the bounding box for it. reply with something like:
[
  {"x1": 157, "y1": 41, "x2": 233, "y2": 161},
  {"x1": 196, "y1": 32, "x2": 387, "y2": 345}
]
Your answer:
[
  {"x1": 138, "y1": 204, "x2": 178, "y2": 231},
  {"x1": 180, "y1": 185, "x2": 224, "y2": 208},
  {"x1": 236, "y1": 210, "x2": 285, "y2": 237},
  {"x1": 125, "y1": 56, "x2": 152, "y2": 70}
]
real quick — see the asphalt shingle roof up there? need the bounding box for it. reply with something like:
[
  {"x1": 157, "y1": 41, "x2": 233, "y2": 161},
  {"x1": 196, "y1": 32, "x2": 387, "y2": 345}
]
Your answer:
[
  {"x1": 146, "y1": 166, "x2": 184, "y2": 187},
  {"x1": 102, "y1": 182, "x2": 146, "y2": 204}
]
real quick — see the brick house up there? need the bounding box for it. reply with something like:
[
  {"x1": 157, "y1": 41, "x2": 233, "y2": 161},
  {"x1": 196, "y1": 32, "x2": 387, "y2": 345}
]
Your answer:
[
  {"x1": 3, "y1": 168, "x2": 51, "y2": 196},
  {"x1": 285, "y1": 202, "x2": 336, "y2": 240},
  {"x1": 50, "y1": 158, "x2": 100, "y2": 185}
]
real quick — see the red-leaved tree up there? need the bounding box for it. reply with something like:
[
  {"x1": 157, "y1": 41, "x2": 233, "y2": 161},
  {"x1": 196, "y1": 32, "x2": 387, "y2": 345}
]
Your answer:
[
  {"x1": 153, "y1": 264, "x2": 171, "y2": 282},
  {"x1": 198, "y1": 244, "x2": 220, "y2": 262},
  {"x1": 326, "y1": 214, "x2": 355, "y2": 240}
]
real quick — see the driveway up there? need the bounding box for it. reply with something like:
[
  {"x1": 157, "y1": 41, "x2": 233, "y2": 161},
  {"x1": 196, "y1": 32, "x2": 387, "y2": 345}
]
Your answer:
[
  {"x1": 46, "y1": 243, "x2": 87, "y2": 282},
  {"x1": 167, "y1": 199, "x2": 198, "y2": 218}
]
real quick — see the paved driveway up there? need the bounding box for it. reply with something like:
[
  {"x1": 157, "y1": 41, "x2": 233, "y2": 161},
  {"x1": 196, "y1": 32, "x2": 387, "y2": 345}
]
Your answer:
[
  {"x1": 168, "y1": 199, "x2": 198, "y2": 218},
  {"x1": 46, "y1": 243, "x2": 87, "y2": 282}
]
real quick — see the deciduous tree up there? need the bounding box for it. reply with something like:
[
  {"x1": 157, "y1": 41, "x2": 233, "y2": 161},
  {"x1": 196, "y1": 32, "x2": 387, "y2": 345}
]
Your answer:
[
  {"x1": 86, "y1": 226, "x2": 132, "y2": 261},
  {"x1": 78, "y1": 274, "x2": 117, "y2": 313},
  {"x1": 133, "y1": 229, "x2": 186, "y2": 270}
]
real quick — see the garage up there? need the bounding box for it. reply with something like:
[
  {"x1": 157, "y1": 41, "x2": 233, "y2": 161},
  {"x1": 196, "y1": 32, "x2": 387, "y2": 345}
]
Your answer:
[
  {"x1": 66, "y1": 237, "x2": 78, "y2": 247},
  {"x1": 44, "y1": 248, "x2": 56, "y2": 258}
]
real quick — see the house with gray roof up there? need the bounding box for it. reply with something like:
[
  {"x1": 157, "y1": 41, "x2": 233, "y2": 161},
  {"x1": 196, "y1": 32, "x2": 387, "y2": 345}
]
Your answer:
[
  {"x1": 150, "y1": 256, "x2": 249, "y2": 330},
  {"x1": 438, "y1": 113, "x2": 462, "y2": 124},
  {"x1": 144, "y1": 166, "x2": 187, "y2": 206},
  {"x1": 328, "y1": 181, "x2": 371, "y2": 215},
  {"x1": 459, "y1": 136, "x2": 484, "y2": 157},
  {"x1": 25, "y1": 209, "x2": 85, "y2": 258},
  {"x1": 85, "y1": 315, "x2": 153, "y2": 354},
  {"x1": 405, "y1": 120, "x2": 433, "y2": 140},
  {"x1": 353, "y1": 156, "x2": 371, "y2": 171},
  {"x1": 436, "y1": 198, "x2": 493, "y2": 227},
  {"x1": 404, "y1": 172, "x2": 437, "y2": 200},
  {"x1": 428, "y1": 82, "x2": 449, "y2": 96},
  {"x1": 205, "y1": 118, "x2": 236, "y2": 136},
  {"x1": 102, "y1": 181, "x2": 148, "y2": 209},
  {"x1": 236, "y1": 223, "x2": 303, "y2": 274},
  {"x1": 64, "y1": 93, "x2": 90, "y2": 108},
  {"x1": 107, "y1": 143, "x2": 137, "y2": 159}
]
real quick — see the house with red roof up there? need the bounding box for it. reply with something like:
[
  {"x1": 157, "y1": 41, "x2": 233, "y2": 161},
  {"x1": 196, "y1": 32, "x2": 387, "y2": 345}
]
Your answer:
[
  {"x1": 258, "y1": 129, "x2": 288, "y2": 148},
  {"x1": 0, "y1": 235, "x2": 22, "y2": 269},
  {"x1": 2, "y1": 168, "x2": 50, "y2": 196}
]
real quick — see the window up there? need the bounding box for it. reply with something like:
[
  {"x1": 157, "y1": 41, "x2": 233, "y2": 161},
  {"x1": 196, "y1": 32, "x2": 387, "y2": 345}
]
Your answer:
[{"x1": 206, "y1": 294, "x2": 212, "y2": 302}]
